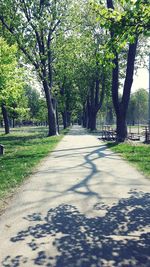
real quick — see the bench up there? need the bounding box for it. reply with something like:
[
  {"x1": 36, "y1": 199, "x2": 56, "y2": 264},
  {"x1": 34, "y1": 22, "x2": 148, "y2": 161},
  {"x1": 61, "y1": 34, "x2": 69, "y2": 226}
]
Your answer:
[
  {"x1": 101, "y1": 126, "x2": 116, "y2": 141},
  {"x1": 128, "y1": 133, "x2": 141, "y2": 141}
]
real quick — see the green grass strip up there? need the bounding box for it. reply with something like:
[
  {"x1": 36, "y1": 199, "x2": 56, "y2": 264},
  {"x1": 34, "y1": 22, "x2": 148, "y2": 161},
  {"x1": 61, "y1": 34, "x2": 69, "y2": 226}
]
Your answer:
[
  {"x1": 0, "y1": 126, "x2": 68, "y2": 198},
  {"x1": 107, "y1": 142, "x2": 150, "y2": 178}
]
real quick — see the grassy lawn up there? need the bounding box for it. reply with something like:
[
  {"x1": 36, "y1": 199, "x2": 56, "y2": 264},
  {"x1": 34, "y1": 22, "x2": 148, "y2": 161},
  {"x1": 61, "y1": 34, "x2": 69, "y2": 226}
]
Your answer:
[
  {"x1": 0, "y1": 126, "x2": 68, "y2": 199},
  {"x1": 107, "y1": 142, "x2": 150, "y2": 178}
]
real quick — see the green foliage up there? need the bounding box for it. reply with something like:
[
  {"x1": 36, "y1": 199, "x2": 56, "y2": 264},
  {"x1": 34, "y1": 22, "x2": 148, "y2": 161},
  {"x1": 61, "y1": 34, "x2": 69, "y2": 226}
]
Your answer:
[
  {"x1": 0, "y1": 38, "x2": 26, "y2": 120},
  {"x1": 0, "y1": 0, "x2": 72, "y2": 78},
  {"x1": 24, "y1": 85, "x2": 45, "y2": 120},
  {"x1": 0, "y1": 0, "x2": 149, "y2": 132}
]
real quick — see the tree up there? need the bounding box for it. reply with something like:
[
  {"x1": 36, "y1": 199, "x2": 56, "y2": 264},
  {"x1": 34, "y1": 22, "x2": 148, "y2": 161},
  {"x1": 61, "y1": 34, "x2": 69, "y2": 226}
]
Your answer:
[
  {"x1": 53, "y1": 29, "x2": 83, "y2": 129},
  {"x1": 24, "y1": 84, "x2": 47, "y2": 124},
  {"x1": 0, "y1": 0, "x2": 71, "y2": 136},
  {"x1": 127, "y1": 88, "x2": 148, "y2": 125},
  {"x1": 0, "y1": 37, "x2": 24, "y2": 134},
  {"x1": 91, "y1": 0, "x2": 149, "y2": 141},
  {"x1": 69, "y1": 4, "x2": 111, "y2": 131},
  {"x1": 8, "y1": 93, "x2": 29, "y2": 127}
]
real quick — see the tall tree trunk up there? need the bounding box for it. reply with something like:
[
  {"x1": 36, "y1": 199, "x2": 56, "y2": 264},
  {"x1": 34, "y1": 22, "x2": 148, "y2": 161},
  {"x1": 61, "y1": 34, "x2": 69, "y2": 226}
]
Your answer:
[
  {"x1": 87, "y1": 98, "x2": 91, "y2": 129},
  {"x1": 82, "y1": 105, "x2": 88, "y2": 128},
  {"x1": 52, "y1": 98, "x2": 59, "y2": 134},
  {"x1": 62, "y1": 111, "x2": 67, "y2": 129},
  {"x1": 87, "y1": 107, "x2": 97, "y2": 131},
  {"x1": 112, "y1": 40, "x2": 138, "y2": 142},
  {"x1": 56, "y1": 101, "x2": 59, "y2": 134},
  {"x1": 90, "y1": 111, "x2": 97, "y2": 131},
  {"x1": 107, "y1": 0, "x2": 138, "y2": 142},
  {"x1": 12, "y1": 118, "x2": 15, "y2": 128},
  {"x1": 1, "y1": 103, "x2": 10, "y2": 134},
  {"x1": 66, "y1": 112, "x2": 71, "y2": 127},
  {"x1": 43, "y1": 81, "x2": 57, "y2": 136},
  {"x1": 116, "y1": 111, "x2": 127, "y2": 142},
  {"x1": 87, "y1": 73, "x2": 105, "y2": 131}
]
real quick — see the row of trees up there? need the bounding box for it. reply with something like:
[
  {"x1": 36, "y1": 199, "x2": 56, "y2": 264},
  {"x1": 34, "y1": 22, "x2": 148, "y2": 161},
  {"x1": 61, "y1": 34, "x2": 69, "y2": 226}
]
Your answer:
[
  {"x1": 0, "y1": 0, "x2": 149, "y2": 141},
  {"x1": 0, "y1": 36, "x2": 49, "y2": 133}
]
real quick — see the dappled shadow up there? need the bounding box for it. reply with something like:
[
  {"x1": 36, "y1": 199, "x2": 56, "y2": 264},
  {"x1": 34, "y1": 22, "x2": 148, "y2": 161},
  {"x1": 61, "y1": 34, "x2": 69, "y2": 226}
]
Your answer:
[
  {"x1": 2, "y1": 191, "x2": 150, "y2": 267},
  {"x1": 54, "y1": 145, "x2": 102, "y2": 153},
  {"x1": 66, "y1": 145, "x2": 117, "y2": 197}
]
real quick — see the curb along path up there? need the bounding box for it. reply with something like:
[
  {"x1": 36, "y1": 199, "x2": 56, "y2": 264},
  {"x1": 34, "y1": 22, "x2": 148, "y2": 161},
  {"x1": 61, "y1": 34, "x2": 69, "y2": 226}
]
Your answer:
[{"x1": 0, "y1": 125, "x2": 150, "y2": 267}]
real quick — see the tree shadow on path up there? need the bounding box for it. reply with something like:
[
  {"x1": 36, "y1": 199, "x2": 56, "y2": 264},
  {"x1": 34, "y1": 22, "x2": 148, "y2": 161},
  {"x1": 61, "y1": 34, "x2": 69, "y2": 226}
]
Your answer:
[
  {"x1": 66, "y1": 145, "x2": 119, "y2": 198},
  {"x1": 2, "y1": 191, "x2": 150, "y2": 267}
]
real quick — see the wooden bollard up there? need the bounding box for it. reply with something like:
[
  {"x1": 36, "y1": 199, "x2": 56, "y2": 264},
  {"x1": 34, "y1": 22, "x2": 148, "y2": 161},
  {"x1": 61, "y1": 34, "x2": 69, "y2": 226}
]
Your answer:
[{"x1": 0, "y1": 144, "x2": 4, "y2": 155}]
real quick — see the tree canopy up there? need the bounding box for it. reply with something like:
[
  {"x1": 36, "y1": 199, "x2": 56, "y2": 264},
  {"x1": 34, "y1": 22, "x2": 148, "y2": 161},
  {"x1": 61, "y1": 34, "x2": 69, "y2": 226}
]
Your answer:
[{"x1": 0, "y1": 0, "x2": 149, "y2": 140}]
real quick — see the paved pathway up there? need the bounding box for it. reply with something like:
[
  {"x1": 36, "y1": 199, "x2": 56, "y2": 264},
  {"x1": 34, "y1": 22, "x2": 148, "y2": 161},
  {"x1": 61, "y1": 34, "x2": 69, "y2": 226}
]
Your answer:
[{"x1": 0, "y1": 125, "x2": 150, "y2": 267}]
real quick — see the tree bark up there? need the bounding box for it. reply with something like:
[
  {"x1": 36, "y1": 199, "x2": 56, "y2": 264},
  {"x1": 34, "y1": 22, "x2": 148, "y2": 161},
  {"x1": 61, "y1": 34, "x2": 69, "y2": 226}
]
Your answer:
[
  {"x1": 43, "y1": 81, "x2": 57, "y2": 136},
  {"x1": 116, "y1": 111, "x2": 127, "y2": 142},
  {"x1": 1, "y1": 103, "x2": 10, "y2": 134},
  {"x1": 87, "y1": 105, "x2": 97, "y2": 131},
  {"x1": 89, "y1": 111, "x2": 97, "y2": 131},
  {"x1": 87, "y1": 72, "x2": 105, "y2": 131},
  {"x1": 66, "y1": 112, "x2": 71, "y2": 127},
  {"x1": 0, "y1": 120, "x2": 3, "y2": 127},
  {"x1": 112, "y1": 41, "x2": 138, "y2": 142},
  {"x1": 12, "y1": 118, "x2": 15, "y2": 128},
  {"x1": 62, "y1": 111, "x2": 67, "y2": 129},
  {"x1": 82, "y1": 104, "x2": 88, "y2": 128}
]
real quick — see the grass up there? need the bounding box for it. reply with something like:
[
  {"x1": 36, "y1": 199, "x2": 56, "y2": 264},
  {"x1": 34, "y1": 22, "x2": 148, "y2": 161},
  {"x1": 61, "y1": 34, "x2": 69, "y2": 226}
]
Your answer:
[
  {"x1": 107, "y1": 142, "x2": 150, "y2": 178},
  {"x1": 0, "y1": 126, "x2": 68, "y2": 199}
]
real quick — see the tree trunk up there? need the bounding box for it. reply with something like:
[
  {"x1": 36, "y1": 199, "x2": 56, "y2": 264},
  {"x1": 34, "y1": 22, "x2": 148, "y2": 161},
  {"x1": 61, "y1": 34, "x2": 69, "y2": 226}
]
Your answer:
[
  {"x1": 62, "y1": 111, "x2": 67, "y2": 129},
  {"x1": 107, "y1": 0, "x2": 138, "y2": 143},
  {"x1": 43, "y1": 81, "x2": 57, "y2": 136},
  {"x1": 0, "y1": 120, "x2": 3, "y2": 127},
  {"x1": 67, "y1": 112, "x2": 71, "y2": 127},
  {"x1": 87, "y1": 108, "x2": 97, "y2": 131},
  {"x1": 1, "y1": 103, "x2": 10, "y2": 134},
  {"x1": 82, "y1": 105, "x2": 88, "y2": 128},
  {"x1": 56, "y1": 101, "x2": 59, "y2": 134},
  {"x1": 90, "y1": 112, "x2": 97, "y2": 131},
  {"x1": 12, "y1": 118, "x2": 15, "y2": 128},
  {"x1": 116, "y1": 113, "x2": 127, "y2": 142},
  {"x1": 112, "y1": 41, "x2": 138, "y2": 142},
  {"x1": 52, "y1": 98, "x2": 59, "y2": 134}
]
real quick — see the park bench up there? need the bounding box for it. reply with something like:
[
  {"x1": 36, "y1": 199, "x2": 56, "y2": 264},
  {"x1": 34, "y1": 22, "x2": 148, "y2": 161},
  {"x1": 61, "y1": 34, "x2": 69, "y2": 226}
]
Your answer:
[
  {"x1": 0, "y1": 144, "x2": 4, "y2": 155},
  {"x1": 101, "y1": 125, "x2": 116, "y2": 141},
  {"x1": 128, "y1": 133, "x2": 141, "y2": 141}
]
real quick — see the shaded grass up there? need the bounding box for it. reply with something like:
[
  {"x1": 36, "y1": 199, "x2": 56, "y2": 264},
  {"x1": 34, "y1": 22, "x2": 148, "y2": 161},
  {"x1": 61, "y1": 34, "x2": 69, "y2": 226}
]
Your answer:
[
  {"x1": 107, "y1": 142, "x2": 150, "y2": 178},
  {"x1": 0, "y1": 126, "x2": 68, "y2": 198}
]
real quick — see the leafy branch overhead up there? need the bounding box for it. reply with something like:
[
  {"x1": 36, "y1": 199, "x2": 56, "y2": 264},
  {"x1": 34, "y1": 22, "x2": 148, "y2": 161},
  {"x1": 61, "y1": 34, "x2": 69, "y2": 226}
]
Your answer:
[{"x1": 90, "y1": 0, "x2": 150, "y2": 50}]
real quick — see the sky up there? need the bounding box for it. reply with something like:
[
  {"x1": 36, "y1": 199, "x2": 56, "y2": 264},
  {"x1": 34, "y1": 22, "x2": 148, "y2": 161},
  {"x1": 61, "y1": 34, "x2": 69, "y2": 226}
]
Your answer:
[{"x1": 132, "y1": 67, "x2": 149, "y2": 93}]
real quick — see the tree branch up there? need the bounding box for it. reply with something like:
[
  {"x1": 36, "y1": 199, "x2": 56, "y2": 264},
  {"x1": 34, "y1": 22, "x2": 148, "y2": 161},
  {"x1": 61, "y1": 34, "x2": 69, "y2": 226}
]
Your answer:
[{"x1": 0, "y1": 15, "x2": 39, "y2": 70}]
